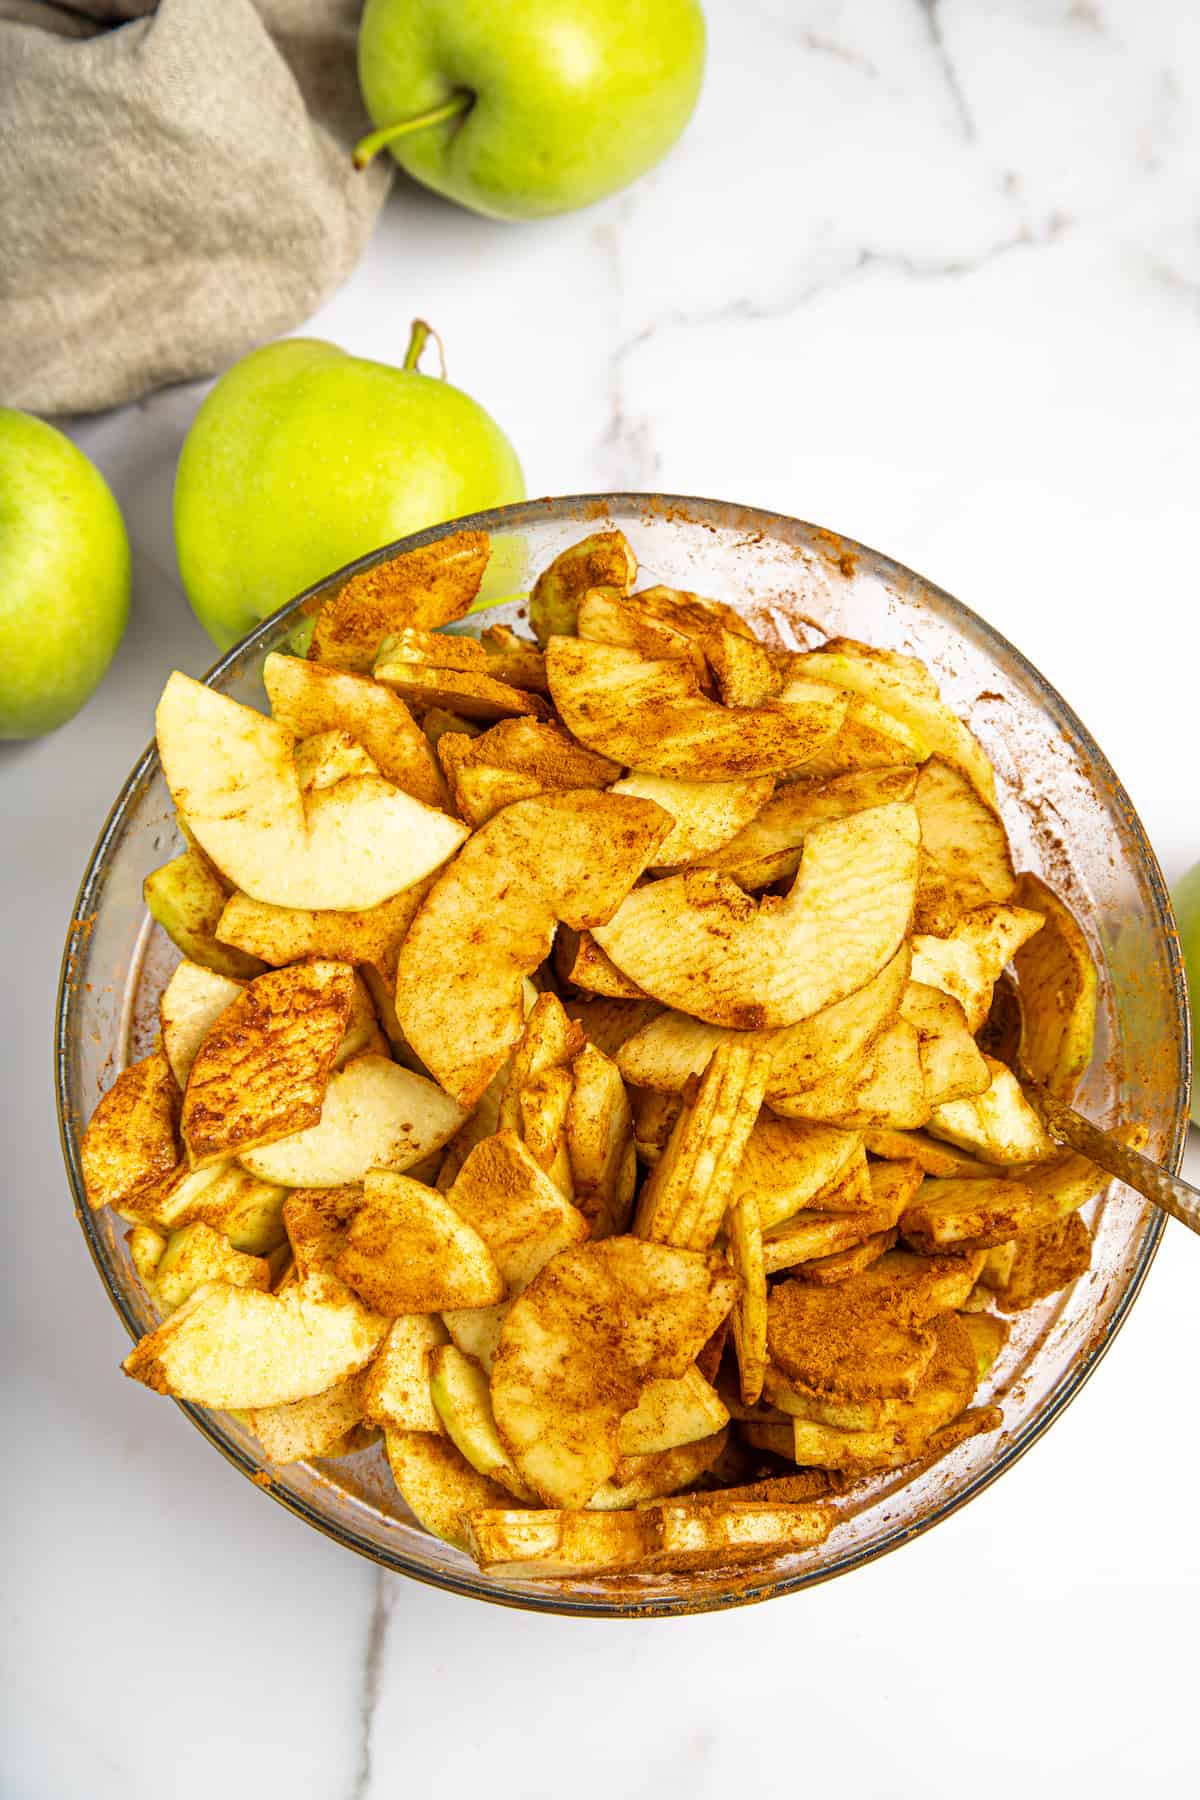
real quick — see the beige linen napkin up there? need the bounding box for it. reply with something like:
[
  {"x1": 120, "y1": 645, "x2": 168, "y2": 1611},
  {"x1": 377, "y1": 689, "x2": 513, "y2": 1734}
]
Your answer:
[{"x1": 0, "y1": 0, "x2": 391, "y2": 414}]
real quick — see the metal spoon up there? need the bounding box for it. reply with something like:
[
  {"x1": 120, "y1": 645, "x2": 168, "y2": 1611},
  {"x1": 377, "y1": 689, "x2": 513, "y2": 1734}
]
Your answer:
[{"x1": 1019, "y1": 1067, "x2": 1200, "y2": 1237}]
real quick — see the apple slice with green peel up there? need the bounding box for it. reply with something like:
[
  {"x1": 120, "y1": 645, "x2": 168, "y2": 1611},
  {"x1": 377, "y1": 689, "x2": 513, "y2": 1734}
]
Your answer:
[
  {"x1": 361, "y1": 1315, "x2": 447, "y2": 1433},
  {"x1": 697, "y1": 765, "x2": 919, "y2": 891},
  {"x1": 529, "y1": 530, "x2": 637, "y2": 645},
  {"x1": 333, "y1": 1170, "x2": 504, "y2": 1314},
  {"x1": 264, "y1": 652, "x2": 447, "y2": 807},
  {"x1": 794, "y1": 638, "x2": 998, "y2": 802},
  {"x1": 545, "y1": 637, "x2": 849, "y2": 781},
  {"x1": 159, "y1": 961, "x2": 244, "y2": 1090},
  {"x1": 611, "y1": 773, "x2": 775, "y2": 866},
  {"x1": 181, "y1": 962, "x2": 355, "y2": 1168},
  {"x1": 395, "y1": 790, "x2": 671, "y2": 1108},
  {"x1": 441, "y1": 1303, "x2": 509, "y2": 1373},
  {"x1": 490, "y1": 1237, "x2": 737, "y2": 1508},
  {"x1": 429, "y1": 1344, "x2": 536, "y2": 1501},
  {"x1": 155, "y1": 672, "x2": 468, "y2": 911},
  {"x1": 81, "y1": 1050, "x2": 181, "y2": 1216},
  {"x1": 216, "y1": 878, "x2": 432, "y2": 990},
  {"x1": 307, "y1": 530, "x2": 491, "y2": 672},
  {"x1": 385, "y1": 1430, "x2": 513, "y2": 1553},
  {"x1": 617, "y1": 1364, "x2": 729, "y2": 1457},
  {"x1": 593, "y1": 802, "x2": 920, "y2": 1029},
  {"x1": 144, "y1": 849, "x2": 266, "y2": 980},
  {"x1": 240, "y1": 1054, "x2": 466, "y2": 1187},
  {"x1": 153, "y1": 1221, "x2": 271, "y2": 1314},
  {"x1": 123, "y1": 1272, "x2": 387, "y2": 1409}
]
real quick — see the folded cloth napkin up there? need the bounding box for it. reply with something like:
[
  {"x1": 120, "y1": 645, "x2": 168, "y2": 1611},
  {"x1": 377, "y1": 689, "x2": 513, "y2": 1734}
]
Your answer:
[{"x1": 0, "y1": 0, "x2": 391, "y2": 414}]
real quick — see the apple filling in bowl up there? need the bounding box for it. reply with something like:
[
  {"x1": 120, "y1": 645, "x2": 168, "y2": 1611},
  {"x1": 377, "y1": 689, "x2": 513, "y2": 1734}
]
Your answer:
[{"x1": 80, "y1": 526, "x2": 1117, "y2": 1581}]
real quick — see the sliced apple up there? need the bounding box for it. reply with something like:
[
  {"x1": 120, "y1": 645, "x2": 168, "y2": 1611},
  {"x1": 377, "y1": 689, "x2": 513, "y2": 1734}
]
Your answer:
[
  {"x1": 732, "y1": 1119, "x2": 866, "y2": 1229},
  {"x1": 249, "y1": 1371, "x2": 371, "y2": 1464},
  {"x1": 860, "y1": 1126, "x2": 992, "y2": 1178},
  {"x1": 361, "y1": 1314, "x2": 447, "y2": 1433},
  {"x1": 563, "y1": 996, "x2": 664, "y2": 1060},
  {"x1": 795, "y1": 637, "x2": 997, "y2": 801},
  {"x1": 333, "y1": 1170, "x2": 504, "y2": 1314},
  {"x1": 153, "y1": 1221, "x2": 271, "y2": 1313},
  {"x1": 555, "y1": 927, "x2": 651, "y2": 999},
  {"x1": 466, "y1": 1507, "x2": 655, "y2": 1577},
  {"x1": 769, "y1": 1019, "x2": 929, "y2": 1130},
  {"x1": 240, "y1": 1054, "x2": 466, "y2": 1186},
  {"x1": 395, "y1": 790, "x2": 671, "y2": 1107},
  {"x1": 262, "y1": 651, "x2": 446, "y2": 807},
  {"x1": 995, "y1": 1211, "x2": 1093, "y2": 1312},
  {"x1": 155, "y1": 672, "x2": 468, "y2": 910},
  {"x1": 498, "y1": 992, "x2": 583, "y2": 1136},
  {"x1": 649, "y1": 1499, "x2": 832, "y2": 1570},
  {"x1": 490, "y1": 1237, "x2": 737, "y2": 1507},
  {"x1": 123, "y1": 1272, "x2": 387, "y2": 1409},
  {"x1": 913, "y1": 757, "x2": 1015, "y2": 934},
  {"x1": 144, "y1": 849, "x2": 265, "y2": 980},
  {"x1": 215, "y1": 879, "x2": 432, "y2": 992},
  {"x1": 81, "y1": 1050, "x2": 180, "y2": 1215},
  {"x1": 616, "y1": 1364, "x2": 729, "y2": 1457},
  {"x1": 794, "y1": 1226, "x2": 898, "y2": 1285},
  {"x1": 727, "y1": 1184, "x2": 768, "y2": 1405},
  {"x1": 159, "y1": 961, "x2": 244, "y2": 1089},
  {"x1": 587, "y1": 1432, "x2": 730, "y2": 1508},
  {"x1": 635, "y1": 1045, "x2": 771, "y2": 1250},
  {"x1": 546, "y1": 636, "x2": 848, "y2": 780},
  {"x1": 181, "y1": 961, "x2": 354, "y2": 1167},
  {"x1": 700, "y1": 766, "x2": 919, "y2": 891},
  {"x1": 307, "y1": 529, "x2": 490, "y2": 671},
  {"x1": 385, "y1": 1429, "x2": 513, "y2": 1552},
  {"x1": 760, "y1": 1206, "x2": 895, "y2": 1276},
  {"x1": 529, "y1": 528, "x2": 638, "y2": 645},
  {"x1": 615, "y1": 945, "x2": 909, "y2": 1096},
  {"x1": 593, "y1": 802, "x2": 920, "y2": 1028},
  {"x1": 783, "y1": 692, "x2": 929, "y2": 781},
  {"x1": 899, "y1": 1175, "x2": 1039, "y2": 1252},
  {"x1": 282, "y1": 1185, "x2": 362, "y2": 1278},
  {"x1": 480, "y1": 623, "x2": 548, "y2": 692},
  {"x1": 565, "y1": 1043, "x2": 637, "y2": 1237},
  {"x1": 429, "y1": 1344, "x2": 536, "y2": 1500},
  {"x1": 928, "y1": 1057, "x2": 1057, "y2": 1164},
  {"x1": 612, "y1": 773, "x2": 775, "y2": 866},
  {"x1": 909, "y1": 902, "x2": 1045, "y2": 1033},
  {"x1": 900, "y1": 981, "x2": 990, "y2": 1107},
  {"x1": 1011, "y1": 871, "x2": 1099, "y2": 1101},
  {"x1": 442, "y1": 1133, "x2": 590, "y2": 1291}
]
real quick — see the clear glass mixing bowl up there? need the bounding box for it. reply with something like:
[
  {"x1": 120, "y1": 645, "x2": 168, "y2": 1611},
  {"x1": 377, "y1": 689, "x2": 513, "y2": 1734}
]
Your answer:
[{"x1": 56, "y1": 495, "x2": 1191, "y2": 1617}]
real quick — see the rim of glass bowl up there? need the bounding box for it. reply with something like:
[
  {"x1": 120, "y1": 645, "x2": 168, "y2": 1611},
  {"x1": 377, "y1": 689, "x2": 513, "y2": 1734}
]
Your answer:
[{"x1": 56, "y1": 493, "x2": 1192, "y2": 1618}]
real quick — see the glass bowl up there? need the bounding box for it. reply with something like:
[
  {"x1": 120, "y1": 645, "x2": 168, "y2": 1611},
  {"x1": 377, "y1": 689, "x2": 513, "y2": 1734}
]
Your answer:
[{"x1": 56, "y1": 494, "x2": 1191, "y2": 1618}]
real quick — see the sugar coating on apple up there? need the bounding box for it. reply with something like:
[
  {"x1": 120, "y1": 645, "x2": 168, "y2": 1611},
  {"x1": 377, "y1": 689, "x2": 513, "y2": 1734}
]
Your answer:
[
  {"x1": 355, "y1": 0, "x2": 707, "y2": 220},
  {"x1": 173, "y1": 325, "x2": 524, "y2": 650},
  {"x1": 0, "y1": 408, "x2": 130, "y2": 738}
]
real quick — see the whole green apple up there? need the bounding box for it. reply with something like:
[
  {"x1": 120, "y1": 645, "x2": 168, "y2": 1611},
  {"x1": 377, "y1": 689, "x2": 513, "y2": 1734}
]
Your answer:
[
  {"x1": 355, "y1": 0, "x2": 706, "y2": 220},
  {"x1": 174, "y1": 323, "x2": 525, "y2": 649},
  {"x1": 1171, "y1": 861, "x2": 1200, "y2": 1123},
  {"x1": 0, "y1": 409, "x2": 130, "y2": 739}
]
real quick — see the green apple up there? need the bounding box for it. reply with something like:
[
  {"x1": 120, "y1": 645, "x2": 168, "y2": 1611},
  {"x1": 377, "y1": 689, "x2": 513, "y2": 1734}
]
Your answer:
[
  {"x1": 355, "y1": 0, "x2": 706, "y2": 220},
  {"x1": 174, "y1": 322, "x2": 525, "y2": 650},
  {"x1": 1171, "y1": 861, "x2": 1200, "y2": 1122},
  {"x1": 0, "y1": 409, "x2": 130, "y2": 739}
]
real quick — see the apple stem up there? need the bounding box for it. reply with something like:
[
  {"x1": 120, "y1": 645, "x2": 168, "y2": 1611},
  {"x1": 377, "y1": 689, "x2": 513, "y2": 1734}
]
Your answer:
[
  {"x1": 403, "y1": 320, "x2": 447, "y2": 379},
  {"x1": 353, "y1": 93, "x2": 472, "y2": 171}
]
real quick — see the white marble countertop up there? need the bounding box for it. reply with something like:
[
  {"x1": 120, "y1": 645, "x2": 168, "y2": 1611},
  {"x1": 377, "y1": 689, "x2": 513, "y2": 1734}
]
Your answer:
[{"x1": 5, "y1": 3, "x2": 1200, "y2": 1794}]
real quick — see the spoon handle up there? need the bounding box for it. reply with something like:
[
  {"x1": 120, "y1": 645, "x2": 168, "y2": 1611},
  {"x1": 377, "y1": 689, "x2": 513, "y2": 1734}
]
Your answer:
[{"x1": 1021, "y1": 1073, "x2": 1200, "y2": 1239}]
